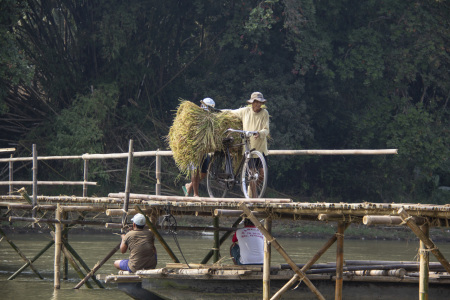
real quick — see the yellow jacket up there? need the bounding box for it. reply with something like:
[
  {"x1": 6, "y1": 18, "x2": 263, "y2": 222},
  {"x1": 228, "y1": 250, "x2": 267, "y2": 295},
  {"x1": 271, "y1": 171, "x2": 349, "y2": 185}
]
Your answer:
[{"x1": 231, "y1": 106, "x2": 270, "y2": 155}]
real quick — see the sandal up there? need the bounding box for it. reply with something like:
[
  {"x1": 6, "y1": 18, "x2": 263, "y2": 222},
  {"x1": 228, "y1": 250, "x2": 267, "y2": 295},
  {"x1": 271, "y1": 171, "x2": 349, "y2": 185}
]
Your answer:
[{"x1": 182, "y1": 184, "x2": 192, "y2": 197}]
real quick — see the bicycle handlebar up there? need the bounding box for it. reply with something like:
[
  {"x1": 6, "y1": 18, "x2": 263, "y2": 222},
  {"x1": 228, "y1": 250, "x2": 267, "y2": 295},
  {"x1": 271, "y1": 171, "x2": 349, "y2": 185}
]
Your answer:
[{"x1": 225, "y1": 128, "x2": 258, "y2": 138}]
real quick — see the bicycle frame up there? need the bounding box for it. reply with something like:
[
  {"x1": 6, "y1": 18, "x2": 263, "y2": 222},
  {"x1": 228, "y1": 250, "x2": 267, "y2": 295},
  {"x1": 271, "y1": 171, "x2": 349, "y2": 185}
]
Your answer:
[
  {"x1": 207, "y1": 128, "x2": 268, "y2": 198},
  {"x1": 220, "y1": 129, "x2": 257, "y2": 188}
]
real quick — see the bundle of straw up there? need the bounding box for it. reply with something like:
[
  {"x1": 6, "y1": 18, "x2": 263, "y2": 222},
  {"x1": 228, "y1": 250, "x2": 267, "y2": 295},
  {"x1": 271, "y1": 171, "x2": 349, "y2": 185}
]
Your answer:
[{"x1": 167, "y1": 100, "x2": 242, "y2": 177}]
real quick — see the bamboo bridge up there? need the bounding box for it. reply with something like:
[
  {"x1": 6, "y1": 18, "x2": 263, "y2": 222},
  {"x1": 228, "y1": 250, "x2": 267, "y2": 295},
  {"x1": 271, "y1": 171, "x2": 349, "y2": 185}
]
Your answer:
[{"x1": 0, "y1": 144, "x2": 449, "y2": 300}]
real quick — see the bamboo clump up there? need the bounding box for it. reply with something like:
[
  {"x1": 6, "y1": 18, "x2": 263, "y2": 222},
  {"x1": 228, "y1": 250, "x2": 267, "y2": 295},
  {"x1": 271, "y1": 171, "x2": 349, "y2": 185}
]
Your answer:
[{"x1": 166, "y1": 100, "x2": 242, "y2": 177}]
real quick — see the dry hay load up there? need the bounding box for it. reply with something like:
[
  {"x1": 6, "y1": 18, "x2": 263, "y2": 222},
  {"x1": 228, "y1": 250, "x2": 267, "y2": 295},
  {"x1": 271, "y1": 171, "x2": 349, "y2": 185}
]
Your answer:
[{"x1": 167, "y1": 100, "x2": 242, "y2": 177}]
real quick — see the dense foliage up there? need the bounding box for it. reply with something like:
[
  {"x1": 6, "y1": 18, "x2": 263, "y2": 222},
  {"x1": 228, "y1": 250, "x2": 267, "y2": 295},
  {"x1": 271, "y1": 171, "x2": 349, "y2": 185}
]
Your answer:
[{"x1": 0, "y1": 0, "x2": 448, "y2": 203}]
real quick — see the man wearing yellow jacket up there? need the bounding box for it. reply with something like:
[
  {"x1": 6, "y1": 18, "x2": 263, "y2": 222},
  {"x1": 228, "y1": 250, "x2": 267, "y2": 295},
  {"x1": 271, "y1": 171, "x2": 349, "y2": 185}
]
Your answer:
[{"x1": 231, "y1": 92, "x2": 270, "y2": 197}]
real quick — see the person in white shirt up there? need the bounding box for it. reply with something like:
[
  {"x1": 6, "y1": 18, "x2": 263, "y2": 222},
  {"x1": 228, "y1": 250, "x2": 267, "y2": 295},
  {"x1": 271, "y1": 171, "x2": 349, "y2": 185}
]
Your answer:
[{"x1": 230, "y1": 218, "x2": 264, "y2": 265}]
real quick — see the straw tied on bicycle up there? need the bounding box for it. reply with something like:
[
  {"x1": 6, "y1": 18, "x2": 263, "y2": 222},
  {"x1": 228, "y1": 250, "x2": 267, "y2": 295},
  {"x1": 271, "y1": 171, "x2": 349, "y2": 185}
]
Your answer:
[{"x1": 167, "y1": 92, "x2": 270, "y2": 199}]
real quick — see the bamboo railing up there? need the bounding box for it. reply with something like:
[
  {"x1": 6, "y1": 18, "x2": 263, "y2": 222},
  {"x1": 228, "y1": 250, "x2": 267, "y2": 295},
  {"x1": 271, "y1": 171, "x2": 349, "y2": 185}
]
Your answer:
[{"x1": 0, "y1": 143, "x2": 398, "y2": 198}]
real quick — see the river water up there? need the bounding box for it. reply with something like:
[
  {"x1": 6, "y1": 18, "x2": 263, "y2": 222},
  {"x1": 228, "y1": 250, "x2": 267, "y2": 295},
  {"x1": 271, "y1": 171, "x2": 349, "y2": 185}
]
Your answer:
[{"x1": 1, "y1": 232, "x2": 449, "y2": 299}]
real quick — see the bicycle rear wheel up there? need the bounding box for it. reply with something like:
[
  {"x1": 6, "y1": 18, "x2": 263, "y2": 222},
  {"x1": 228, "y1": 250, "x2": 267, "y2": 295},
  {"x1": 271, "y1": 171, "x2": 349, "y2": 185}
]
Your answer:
[
  {"x1": 241, "y1": 151, "x2": 267, "y2": 198},
  {"x1": 206, "y1": 151, "x2": 229, "y2": 198}
]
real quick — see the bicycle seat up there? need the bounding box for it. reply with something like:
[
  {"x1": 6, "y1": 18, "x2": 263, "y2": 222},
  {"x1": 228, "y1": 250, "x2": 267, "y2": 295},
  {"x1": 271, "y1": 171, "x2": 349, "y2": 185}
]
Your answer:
[{"x1": 222, "y1": 137, "x2": 234, "y2": 146}]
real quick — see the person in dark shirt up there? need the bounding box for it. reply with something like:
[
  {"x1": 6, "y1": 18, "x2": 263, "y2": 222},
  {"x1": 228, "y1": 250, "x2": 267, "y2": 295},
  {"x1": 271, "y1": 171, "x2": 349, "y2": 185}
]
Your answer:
[
  {"x1": 182, "y1": 97, "x2": 215, "y2": 197},
  {"x1": 113, "y1": 213, "x2": 157, "y2": 272}
]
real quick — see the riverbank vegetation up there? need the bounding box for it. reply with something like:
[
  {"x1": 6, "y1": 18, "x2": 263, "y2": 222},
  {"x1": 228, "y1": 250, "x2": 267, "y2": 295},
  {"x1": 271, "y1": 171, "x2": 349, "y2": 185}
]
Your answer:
[{"x1": 0, "y1": 1, "x2": 449, "y2": 204}]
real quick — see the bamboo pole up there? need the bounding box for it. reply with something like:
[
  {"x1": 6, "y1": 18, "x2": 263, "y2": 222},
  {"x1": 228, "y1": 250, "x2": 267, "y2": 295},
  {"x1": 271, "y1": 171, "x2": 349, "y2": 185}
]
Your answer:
[
  {"x1": 32, "y1": 144, "x2": 37, "y2": 223},
  {"x1": 74, "y1": 242, "x2": 121, "y2": 289},
  {"x1": 121, "y1": 139, "x2": 134, "y2": 229},
  {"x1": 106, "y1": 222, "x2": 235, "y2": 232},
  {"x1": 83, "y1": 159, "x2": 89, "y2": 197},
  {"x1": 135, "y1": 206, "x2": 180, "y2": 263},
  {"x1": 109, "y1": 192, "x2": 292, "y2": 204},
  {"x1": 107, "y1": 209, "x2": 214, "y2": 217},
  {"x1": 239, "y1": 202, "x2": 325, "y2": 300},
  {"x1": 9, "y1": 216, "x2": 107, "y2": 226},
  {"x1": 81, "y1": 150, "x2": 173, "y2": 160},
  {"x1": 0, "y1": 147, "x2": 16, "y2": 153},
  {"x1": 398, "y1": 208, "x2": 450, "y2": 273},
  {"x1": 267, "y1": 149, "x2": 397, "y2": 155},
  {"x1": 263, "y1": 217, "x2": 272, "y2": 300},
  {"x1": 156, "y1": 149, "x2": 161, "y2": 195},
  {"x1": 9, "y1": 195, "x2": 123, "y2": 204},
  {"x1": 213, "y1": 216, "x2": 220, "y2": 263},
  {"x1": 0, "y1": 150, "x2": 173, "y2": 164},
  {"x1": 200, "y1": 217, "x2": 242, "y2": 264},
  {"x1": 317, "y1": 214, "x2": 351, "y2": 222},
  {"x1": 0, "y1": 148, "x2": 397, "y2": 164},
  {"x1": 345, "y1": 260, "x2": 443, "y2": 267},
  {"x1": 271, "y1": 223, "x2": 351, "y2": 300},
  {"x1": 63, "y1": 211, "x2": 69, "y2": 280},
  {"x1": 8, "y1": 154, "x2": 13, "y2": 194},
  {"x1": 214, "y1": 209, "x2": 268, "y2": 218},
  {"x1": 8, "y1": 204, "x2": 57, "y2": 210},
  {"x1": 143, "y1": 197, "x2": 291, "y2": 204},
  {"x1": 419, "y1": 223, "x2": 429, "y2": 300},
  {"x1": 106, "y1": 208, "x2": 137, "y2": 216},
  {"x1": 0, "y1": 155, "x2": 83, "y2": 162},
  {"x1": 335, "y1": 221, "x2": 345, "y2": 300},
  {"x1": 306, "y1": 265, "x2": 410, "y2": 274},
  {"x1": 276, "y1": 203, "x2": 450, "y2": 219},
  {"x1": 278, "y1": 262, "x2": 445, "y2": 272},
  {"x1": 363, "y1": 215, "x2": 426, "y2": 226},
  {"x1": 353, "y1": 269, "x2": 406, "y2": 276},
  {"x1": 8, "y1": 240, "x2": 54, "y2": 280},
  {"x1": 0, "y1": 181, "x2": 97, "y2": 186},
  {"x1": 61, "y1": 206, "x2": 106, "y2": 212},
  {"x1": 0, "y1": 227, "x2": 44, "y2": 279},
  {"x1": 54, "y1": 204, "x2": 62, "y2": 289}
]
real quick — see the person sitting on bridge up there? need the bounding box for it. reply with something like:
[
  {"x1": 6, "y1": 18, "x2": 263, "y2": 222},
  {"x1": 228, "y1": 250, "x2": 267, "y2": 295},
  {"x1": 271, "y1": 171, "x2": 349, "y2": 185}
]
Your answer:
[
  {"x1": 114, "y1": 213, "x2": 157, "y2": 272},
  {"x1": 230, "y1": 218, "x2": 264, "y2": 265}
]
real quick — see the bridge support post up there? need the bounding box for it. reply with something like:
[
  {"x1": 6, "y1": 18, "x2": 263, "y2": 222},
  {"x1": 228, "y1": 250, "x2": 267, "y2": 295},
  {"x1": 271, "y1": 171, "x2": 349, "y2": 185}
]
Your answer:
[
  {"x1": 263, "y1": 216, "x2": 272, "y2": 300},
  {"x1": 335, "y1": 221, "x2": 345, "y2": 300},
  {"x1": 419, "y1": 223, "x2": 429, "y2": 300}
]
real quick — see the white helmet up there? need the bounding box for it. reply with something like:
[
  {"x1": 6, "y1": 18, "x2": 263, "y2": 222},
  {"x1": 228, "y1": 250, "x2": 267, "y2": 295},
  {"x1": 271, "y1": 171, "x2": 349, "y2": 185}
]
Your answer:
[{"x1": 201, "y1": 97, "x2": 215, "y2": 110}]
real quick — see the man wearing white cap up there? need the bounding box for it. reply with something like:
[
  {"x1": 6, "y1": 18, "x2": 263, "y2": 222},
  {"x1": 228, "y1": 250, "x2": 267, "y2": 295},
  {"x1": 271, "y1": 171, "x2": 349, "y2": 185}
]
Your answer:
[
  {"x1": 114, "y1": 213, "x2": 157, "y2": 272},
  {"x1": 183, "y1": 97, "x2": 216, "y2": 197}
]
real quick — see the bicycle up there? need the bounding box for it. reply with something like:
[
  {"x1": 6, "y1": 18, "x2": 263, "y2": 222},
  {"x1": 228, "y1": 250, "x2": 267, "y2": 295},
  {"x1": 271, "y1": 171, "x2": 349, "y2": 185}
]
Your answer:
[{"x1": 206, "y1": 128, "x2": 268, "y2": 198}]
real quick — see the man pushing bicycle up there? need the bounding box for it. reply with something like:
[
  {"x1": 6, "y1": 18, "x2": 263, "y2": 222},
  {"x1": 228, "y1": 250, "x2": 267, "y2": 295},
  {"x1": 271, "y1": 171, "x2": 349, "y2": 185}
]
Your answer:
[{"x1": 229, "y1": 92, "x2": 270, "y2": 197}]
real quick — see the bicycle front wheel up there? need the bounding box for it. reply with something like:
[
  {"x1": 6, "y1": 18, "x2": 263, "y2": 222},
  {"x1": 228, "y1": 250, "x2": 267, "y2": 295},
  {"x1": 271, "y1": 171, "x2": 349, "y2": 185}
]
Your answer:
[
  {"x1": 206, "y1": 152, "x2": 228, "y2": 198},
  {"x1": 241, "y1": 151, "x2": 268, "y2": 198}
]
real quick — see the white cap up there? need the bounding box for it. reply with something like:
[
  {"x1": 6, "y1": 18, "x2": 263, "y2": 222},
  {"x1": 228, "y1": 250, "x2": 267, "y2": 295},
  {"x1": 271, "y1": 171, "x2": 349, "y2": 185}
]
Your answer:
[
  {"x1": 131, "y1": 213, "x2": 146, "y2": 226},
  {"x1": 201, "y1": 97, "x2": 215, "y2": 110}
]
